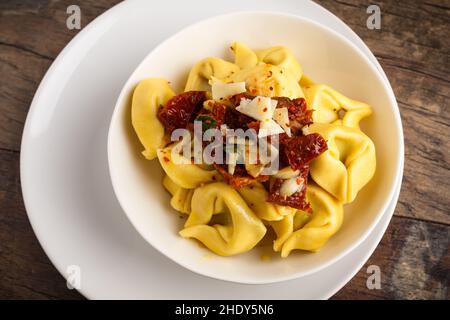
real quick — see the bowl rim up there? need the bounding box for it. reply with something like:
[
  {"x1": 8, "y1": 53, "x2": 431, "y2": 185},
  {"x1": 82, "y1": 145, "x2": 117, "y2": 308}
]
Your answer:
[{"x1": 107, "y1": 10, "x2": 404, "y2": 285}]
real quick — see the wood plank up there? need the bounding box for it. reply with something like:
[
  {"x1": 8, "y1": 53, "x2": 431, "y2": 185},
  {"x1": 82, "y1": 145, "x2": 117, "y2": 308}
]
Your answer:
[
  {"x1": 0, "y1": 45, "x2": 52, "y2": 151},
  {"x1": 0, "y1": 0, "x2": 121, "y2": 151},
  {"x1": 0, "y1": 0, "x2": 122, "y2": 59}
]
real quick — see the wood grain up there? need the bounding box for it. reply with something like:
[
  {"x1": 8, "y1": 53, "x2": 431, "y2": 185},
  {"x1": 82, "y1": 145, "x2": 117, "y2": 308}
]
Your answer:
[{"x1": 0, "y1": 0, "x2": 448, "y2": 299}]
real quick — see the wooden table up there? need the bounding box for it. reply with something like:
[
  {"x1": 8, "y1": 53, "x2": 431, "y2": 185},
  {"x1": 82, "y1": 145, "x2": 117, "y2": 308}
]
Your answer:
[{"x1": 0, "y1": 0, "x2": 448, "y2": 299}]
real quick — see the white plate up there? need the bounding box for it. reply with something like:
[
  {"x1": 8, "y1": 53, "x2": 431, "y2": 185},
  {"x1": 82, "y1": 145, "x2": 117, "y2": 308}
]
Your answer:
[{"x1": 21, "y1": 0, "x2": 403, "y2": 299}]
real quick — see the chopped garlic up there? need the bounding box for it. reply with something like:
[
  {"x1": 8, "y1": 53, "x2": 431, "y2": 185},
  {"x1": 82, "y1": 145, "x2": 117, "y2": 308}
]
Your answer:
[
  {"x1": 274, "y1": 167, "x2": 300, "y2": 179},
  {"x1": 273, "y1": 107, "x2": 291, "y2": 137},
  {"x1": 203, "y1": 99, "x2": 215, "y2": 111},
  {"x1": 280, "y1": 177, "x2": 304, "y2": 197},
  {"x1": 302, "y1": 126, "x2": 310, "y2": 135}
]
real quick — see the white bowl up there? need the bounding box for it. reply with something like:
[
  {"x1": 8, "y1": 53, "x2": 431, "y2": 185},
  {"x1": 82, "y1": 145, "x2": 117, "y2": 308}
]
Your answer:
[{"x1": 108, "y1": 11, "x2": 403, "y2": 284}]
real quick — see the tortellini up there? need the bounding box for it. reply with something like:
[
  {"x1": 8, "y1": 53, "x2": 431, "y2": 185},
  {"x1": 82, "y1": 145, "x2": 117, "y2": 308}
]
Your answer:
[
  {"x1": 231, "y1": 42, "x2": 258, "y2": 69},
  {"x1": 179, "y1": 183, "x2": 267, "y2": 256},
  {"x1": 226, "y1": 63, "x2": 304, "y2": 99},
  {"x1": 269, "y1": 213, "x2": 294, "y2": 252},
  {"x1": 185, "y1": 57, "x2": 240, "y2": 91},
  {"x1": 255, "y1": 45, "x2": 303, "y2": 82},
  {"x1": 307, "y1": 123, "x2": 376, "y2": 204},
  {"x1": 157, "y1": 142, "x2": 222, "y2": 189},
  {"x1": 184, "y1": 42, "x2": 304, "y2": 99},
  {"x1": 238, "y1": 182, "x2": 296, "y2": 222},
  {"x1": 163, "y1": 175, "x2": 194, "y2": 214},
  {"x1": 131, "y1": 78, "x2": 175, "y2": 160},
  {"x1": 281, "y1": 183, "x2": 344, "y2": 257},
  {"x1": 226, "y1": 42, "x2": 304, "y2": 99},
  {"x1": 267, "y1": 184, "x2": 342, "y2": 255},
  {"x1": 303, "y1": 84, "x2": 372, "y2": 129}
]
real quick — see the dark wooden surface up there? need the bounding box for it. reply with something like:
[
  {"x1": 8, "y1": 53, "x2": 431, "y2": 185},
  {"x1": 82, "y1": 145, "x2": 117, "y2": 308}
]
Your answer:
[{"x1": 0, "y1": 0, "x2": 448, "y2": 300}]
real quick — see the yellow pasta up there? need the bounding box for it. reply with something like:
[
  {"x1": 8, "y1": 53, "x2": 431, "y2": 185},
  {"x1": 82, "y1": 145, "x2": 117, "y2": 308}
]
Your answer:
[
  {"x1": 303, "y1": 84, "x2": 372, "y2": 129},
  {"x1": 255, "y1": 45, "x2": 303, "y2": 82},
  {"x1": 281, "y1": 183, "x2": 344, "y2": 257},
  {"x1": 238, "y1": 182, "x2": 296, "y2": 222},
  {"x1": 268, "y1": 210, "x2": 312, "y2": 252},
  {"x1": 231, "y1": 42, "x2": 258, "y2": 69},
  {"x1": 293, "y1": 210, "x2": 311, "y2": 230},
  {"x1": 157, "y1": 143, "x2": 222, "y2": 189},
  {"x1": 131, "y1": 78, "x2": 175, "y2": 160},
  {"x1": 179, "y1": 183, "x2": 267, "y2": 256},
  {"x1": 162, "y1": 175, "x2": 194, "y2": 214},
  {"x1": 307, "y1": 123, "x2": 376, "y2": 204},
  {"x1": 184, "y1": 57, "x2": 240, "y2": 91},
  {"x1": 226, "y1": 63, "x2": 304, "y2": 99},
  {"x1": 130, "y1": 42, "x2": 377, "y2": 259},
  {"x1": 269, "y1": 213, "x2": 294, "y2": 252}
]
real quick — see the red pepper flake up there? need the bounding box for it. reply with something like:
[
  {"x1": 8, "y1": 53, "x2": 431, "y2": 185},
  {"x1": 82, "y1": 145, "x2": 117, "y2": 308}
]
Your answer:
[
  {"x1": 263, "y1": 107, "x2": 268, "y2": 112},
  {"x1": 163, "y1": 156, "x2": 170, "y2": 163},
  {"x1": 269, "y1": 86, "x2": 274, "y2": 91}
]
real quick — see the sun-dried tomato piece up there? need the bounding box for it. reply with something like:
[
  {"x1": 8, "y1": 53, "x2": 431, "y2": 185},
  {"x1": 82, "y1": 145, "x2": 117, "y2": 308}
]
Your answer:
[
  {"x1": 224, "y1": 108, "x2": 256, "y2": 130},
  {"x1": 247, "y1": 121, "x2": 260, "y2": 133},
  {"x1": 228, "y1": 92, "x2": 255, "y2": 106},
  {"x1": 282, "y1": 133, "x2": 328, "y2": 170},
  {"x1": 267, "y1": 165, "x2": 311, "y2": 211},
  {"x1": 214, "y1": 164, "x2": 269, "y2": 188},
  {"x1": 211, "y1": 102, "x2": 227, "y2": 127},
  {"x1": 274, "y1": 97, "x2": 313, "y2": 135},
  {"x1": 158, "y1": 91, "x2": 207, "y2": 134}
]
